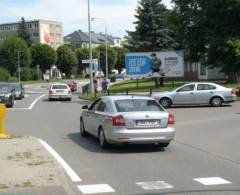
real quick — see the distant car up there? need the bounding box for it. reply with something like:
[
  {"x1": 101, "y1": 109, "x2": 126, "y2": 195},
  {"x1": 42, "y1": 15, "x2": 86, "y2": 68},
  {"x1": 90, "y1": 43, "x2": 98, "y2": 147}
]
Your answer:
[
  {"x1": 48, "y1": 83, "x2": 72, "y2": 101},
  {"x1": 67, "y1": 81, "x2": 77, "y2": 92},
  {"x1": 9, "y1": 83, "x2": 25, "y2": 99},
  {"x1": 0, "y1": 83, "x2": 15, "y2": 108},
  {"x1": 152, "y1": 82, "x2": 237, "y2": 108},
  {"x1": 80, "y1": 96, "x2": 175, "y2": 148}
]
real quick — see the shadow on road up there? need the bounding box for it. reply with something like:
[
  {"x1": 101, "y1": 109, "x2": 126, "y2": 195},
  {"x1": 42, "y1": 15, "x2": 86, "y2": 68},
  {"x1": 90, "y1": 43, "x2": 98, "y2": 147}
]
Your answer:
[
  {"x1": 167, "y1": 104, "x2": 232, "y2": 109},
  {"x1": 67, "y1": 132, "x2": 165, "y2": 154}
]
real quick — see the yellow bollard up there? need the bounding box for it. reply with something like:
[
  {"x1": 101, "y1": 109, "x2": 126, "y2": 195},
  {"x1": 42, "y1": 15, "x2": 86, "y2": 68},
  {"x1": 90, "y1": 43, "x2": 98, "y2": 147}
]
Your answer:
[{"x1": 0, "y1": 104, "x2": 10, "y2": 139}]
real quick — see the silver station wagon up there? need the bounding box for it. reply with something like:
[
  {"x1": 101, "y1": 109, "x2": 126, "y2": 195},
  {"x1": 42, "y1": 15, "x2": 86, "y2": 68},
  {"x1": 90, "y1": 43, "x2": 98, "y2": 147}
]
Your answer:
[
  {"x1": 152, "y1": 82, "x2": 237, "y2": 108},
  {"x1": 80, "y1": 96, "x2": 175, "y2": 148}
]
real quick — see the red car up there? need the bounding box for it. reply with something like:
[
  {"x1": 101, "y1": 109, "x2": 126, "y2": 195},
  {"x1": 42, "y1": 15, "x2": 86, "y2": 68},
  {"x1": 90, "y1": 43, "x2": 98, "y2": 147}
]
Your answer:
[{"x1": 67, "y1": 81, "x2": 77, "y2": 92}]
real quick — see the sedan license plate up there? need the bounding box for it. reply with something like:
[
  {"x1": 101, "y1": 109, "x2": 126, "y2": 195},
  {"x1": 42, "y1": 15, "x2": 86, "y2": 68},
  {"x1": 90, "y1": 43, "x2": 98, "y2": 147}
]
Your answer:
[
  {"x1": 56, "y1": 90, "x2": 65, "y2": 93},
  {"x1": 136, "y1": 120, "x2": 160, "y2": 126}
]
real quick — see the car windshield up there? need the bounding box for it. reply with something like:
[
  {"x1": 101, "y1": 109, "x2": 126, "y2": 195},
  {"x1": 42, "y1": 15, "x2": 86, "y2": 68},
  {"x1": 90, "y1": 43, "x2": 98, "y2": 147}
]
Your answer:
[
  {"x1": 114, "y1": 99, "x2": 163, "y2": 112},
  {"x1": 52, "y1": 85, "x2": 68, "y2": 89},
  {"x1": 11, "y1": 84, "x2": 21, "y2": 91}
]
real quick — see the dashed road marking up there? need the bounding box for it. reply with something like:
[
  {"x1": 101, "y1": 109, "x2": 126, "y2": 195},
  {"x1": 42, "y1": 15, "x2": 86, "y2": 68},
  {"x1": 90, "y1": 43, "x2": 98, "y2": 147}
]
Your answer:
[
  {"x1": 136, "y1": 181, "x2": 174, "y2": 190},
  {"x1": 38, "y1": 139, "x2": 82, "y2": 182},
  {"x1": 77, "y1": 184, "x2": 115, "y2": 194},
  {"x1": 193, "y1": 177, "x2": 231, "y2": 186}
]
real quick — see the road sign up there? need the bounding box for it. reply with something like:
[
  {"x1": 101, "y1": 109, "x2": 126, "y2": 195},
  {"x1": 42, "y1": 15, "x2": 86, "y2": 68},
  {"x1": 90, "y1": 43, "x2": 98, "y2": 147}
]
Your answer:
[{"x1": 82, "y1": 59, "x2": 98, "y2": 64}]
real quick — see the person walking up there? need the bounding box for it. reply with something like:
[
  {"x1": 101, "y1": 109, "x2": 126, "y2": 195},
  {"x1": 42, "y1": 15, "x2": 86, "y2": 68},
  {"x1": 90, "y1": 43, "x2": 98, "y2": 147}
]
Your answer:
[{"x1": 101, "y1": 78, "x2": 109, "y2": 93}]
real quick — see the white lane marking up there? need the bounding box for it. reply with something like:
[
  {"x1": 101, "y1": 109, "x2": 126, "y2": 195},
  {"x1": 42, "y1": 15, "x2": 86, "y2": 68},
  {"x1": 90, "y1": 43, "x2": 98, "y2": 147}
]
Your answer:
[
  {"x1": 38, "y1": 139, "x2": 82, "y2": 182},
  {"x1": 194, "y1": 177, "x2": 231, "y2": 186},
  {"x1": 136, "y1": 181, "x2": 174, "y2": 190},
  {"x1": 28, "y1": 94, "x2": 46, "y2": 110},
  {"x1": 77, "y1": 184, "x2": 115, "y2": 194}
]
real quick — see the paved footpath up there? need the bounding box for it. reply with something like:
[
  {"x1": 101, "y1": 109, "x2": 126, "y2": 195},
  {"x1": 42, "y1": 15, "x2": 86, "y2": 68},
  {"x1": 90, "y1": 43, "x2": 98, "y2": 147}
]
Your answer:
[{"x1": 0, "y1": 136, "x2": 77, "y2": 195}]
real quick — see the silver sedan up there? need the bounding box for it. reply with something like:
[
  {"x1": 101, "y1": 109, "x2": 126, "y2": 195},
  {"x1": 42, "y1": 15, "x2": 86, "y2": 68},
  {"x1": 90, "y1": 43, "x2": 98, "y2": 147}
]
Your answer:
[
  {"x1": 80, "y1": 96, "x2": 175, "y2": 148},
  {"x1": 152, "y1": 82, "x2": 237, "y2": 108}
]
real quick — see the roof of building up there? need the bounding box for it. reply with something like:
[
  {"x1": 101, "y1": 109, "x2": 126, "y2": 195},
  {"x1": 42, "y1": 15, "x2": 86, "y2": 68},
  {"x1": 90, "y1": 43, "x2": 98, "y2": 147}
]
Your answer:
[{"x1": 64, "y1": 30, "x2": 116, "y2": 45}]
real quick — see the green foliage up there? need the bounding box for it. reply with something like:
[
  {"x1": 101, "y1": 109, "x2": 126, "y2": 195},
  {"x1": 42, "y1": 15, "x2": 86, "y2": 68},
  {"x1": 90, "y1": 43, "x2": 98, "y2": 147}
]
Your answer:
[
  {"x1": 171, "y1": 0, "x2": 240, "y2": 80},
  {"x1": 127, "y1": 0, "x2": 178, "y2": 52},
  {"x1": 0, "y1": 36, "x2": 31, "y2": 75},
  {"x1": 56, "y1": 45, "x2": 78, "y2": 78},
  {"x1": 113, "y1": 47, "x2": 128, "y2": 72},
  {"x1": 0, "y1": 68, "x2": 11, "y2": 82},
  {"x1": 75, "y1": 48, "x2": 98, "y2": 74},
  {"x1": 17, "y1": 17, "x2": 32, "y2": 46},
  {"x1": 96, "y1": 45, "x2": 117, "y2": 75},
  {"x1": 31, "y1": 43, "x2": 57, "y2": 72},
  {"x1": 21, "y1": 67, "x2": 40, "y2": 81}
]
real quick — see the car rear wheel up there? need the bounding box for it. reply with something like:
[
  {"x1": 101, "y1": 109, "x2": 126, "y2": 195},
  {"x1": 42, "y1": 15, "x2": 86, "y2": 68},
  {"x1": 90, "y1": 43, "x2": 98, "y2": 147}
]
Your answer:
[
  {"x1": 158, "y1": 142, "x2": 170, "y2": 148},
  {"x1": 99, "y1": 128, "x2": 108, "y2": 148},
  {"x1": 80, "y1": 119, "x2": 88, "y2": 137},
  {"x1": 210, "y1": 97, "x2": 223, "y2": 107},
  {"x1": 159, "y1": 98, "x2": 172, "y2": 108}
]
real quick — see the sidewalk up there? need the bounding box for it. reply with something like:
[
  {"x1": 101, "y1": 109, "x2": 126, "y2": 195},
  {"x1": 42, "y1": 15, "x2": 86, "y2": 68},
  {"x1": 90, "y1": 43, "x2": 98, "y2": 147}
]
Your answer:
[{"x1": 0, "y1": 136, "x2": 76, "y2": 195}]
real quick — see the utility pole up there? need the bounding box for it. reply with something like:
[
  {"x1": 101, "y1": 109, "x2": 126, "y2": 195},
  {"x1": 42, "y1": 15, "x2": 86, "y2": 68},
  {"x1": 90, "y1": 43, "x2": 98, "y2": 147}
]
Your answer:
[
  {"x1": 88, "y1": 0, "x2": 94, "y2": 93},
  {"x1": 37, "y1": 65, "x2": 40, "y2": 80},
  {"x1": 17, "y1": 51, "x2": 21, "y2": 83}
]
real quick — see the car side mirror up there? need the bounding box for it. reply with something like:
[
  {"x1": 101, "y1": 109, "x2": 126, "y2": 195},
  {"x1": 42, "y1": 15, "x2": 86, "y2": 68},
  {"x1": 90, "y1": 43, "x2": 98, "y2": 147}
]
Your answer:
[{"x1": 82, "y1": 105, "x2": 88, "y2": 110}]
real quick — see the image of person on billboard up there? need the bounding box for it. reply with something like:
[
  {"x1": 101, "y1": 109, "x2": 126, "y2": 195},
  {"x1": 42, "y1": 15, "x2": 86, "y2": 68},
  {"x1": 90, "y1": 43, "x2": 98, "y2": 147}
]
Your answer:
[{"x1": 150, "y1": 53, "x2": 162, "y2": 75}]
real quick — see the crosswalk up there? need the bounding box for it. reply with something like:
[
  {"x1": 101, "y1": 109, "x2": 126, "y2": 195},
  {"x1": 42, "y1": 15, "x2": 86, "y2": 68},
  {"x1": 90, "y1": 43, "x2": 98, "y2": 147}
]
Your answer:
[{"x1": 76, "y1": 176, "x2": 233, "y2": 194}]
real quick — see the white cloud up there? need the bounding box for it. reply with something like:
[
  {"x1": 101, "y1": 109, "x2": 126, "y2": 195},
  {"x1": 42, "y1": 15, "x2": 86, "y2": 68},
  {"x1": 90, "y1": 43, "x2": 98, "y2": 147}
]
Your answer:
[{"x1": 1, "y1": 0, "x2": 172, "y2": 37}]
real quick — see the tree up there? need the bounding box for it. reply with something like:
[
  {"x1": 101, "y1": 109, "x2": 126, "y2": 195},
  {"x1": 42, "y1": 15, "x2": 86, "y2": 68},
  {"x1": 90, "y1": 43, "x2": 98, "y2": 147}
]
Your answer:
[
  {"x1": 0, "y1": 68, "x2": 11, "y2": 81},
  {"x1": 31, "y1": 43, "x2": 57, "y2": 72},
  {"x1": 127, "y1": 0, "x2": 178, "y2": 52},
  {"x1": 113, "y1": 47, "x2": 129, "y2": 73},
  {"x1": 56, "y1": 45, "x2": 78, "y2": 78},
  {"x1": 171, "y1": 0, "x2": 240, "y2": 81},
  {"x1": 18, "y1": 17, "x2": 32, "y2": 46},
  {"x1": 96, "y1": 45, "x2": 117, "y2": 75},
  {"x1": 75, "y1": 48, "x2": 98, "y2": 74},
  {"x1": 0, "y1": 36, "x2": 31, "y2": 75}
]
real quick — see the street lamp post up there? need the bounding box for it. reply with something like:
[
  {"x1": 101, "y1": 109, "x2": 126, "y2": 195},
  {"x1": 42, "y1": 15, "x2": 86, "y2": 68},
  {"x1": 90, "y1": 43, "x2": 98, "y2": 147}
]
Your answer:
[
  {"x1": 88, "y1": 0, "x2": 94, "y2": 93},
  {"x1": 91, "y1": 17, "x2": 108, "y2": 79},
  {"x1": 17, "y1": 51, "x2": 22, "y2": 83}
]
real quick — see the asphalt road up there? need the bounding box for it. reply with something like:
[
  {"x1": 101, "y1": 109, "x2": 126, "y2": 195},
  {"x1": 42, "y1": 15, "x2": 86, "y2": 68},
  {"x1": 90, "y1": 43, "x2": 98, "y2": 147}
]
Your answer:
[{"x1": 5, "y1": 82, "x2": 240, "y2": 195}]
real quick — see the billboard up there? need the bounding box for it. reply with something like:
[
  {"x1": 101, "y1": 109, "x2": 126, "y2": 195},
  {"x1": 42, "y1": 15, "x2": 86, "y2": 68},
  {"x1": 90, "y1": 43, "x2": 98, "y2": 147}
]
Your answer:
[
  {"x1": 40, "y1": 23, "x2": 51, "y2": 45},
  {"x1": 125, "y1": 51, "x2": 184, "y2": 78}
]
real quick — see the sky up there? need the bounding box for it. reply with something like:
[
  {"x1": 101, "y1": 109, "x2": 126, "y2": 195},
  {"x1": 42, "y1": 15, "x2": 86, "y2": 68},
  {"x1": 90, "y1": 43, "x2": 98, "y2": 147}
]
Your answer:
[{"x1": 0, "y1": 0, "x2": 173, "y2": 37}]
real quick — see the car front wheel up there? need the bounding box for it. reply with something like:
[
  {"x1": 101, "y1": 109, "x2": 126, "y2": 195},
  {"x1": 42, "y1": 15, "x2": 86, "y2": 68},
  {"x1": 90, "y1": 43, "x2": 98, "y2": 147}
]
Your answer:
[
  {"x1": 159, "y1": 98, "x2": 172, "y2": 108},
  {"x1": 80, "y1": 119, "x2": 88, "y2": 137}
]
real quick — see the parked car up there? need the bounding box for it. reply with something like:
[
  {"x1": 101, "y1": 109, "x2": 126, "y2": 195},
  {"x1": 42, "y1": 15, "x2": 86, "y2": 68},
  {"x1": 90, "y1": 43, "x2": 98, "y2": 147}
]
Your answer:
[
  {"x1": 67, "y1": 81, "x2": 77, "y2": 92},
  {"x1": 0, "y1": 83, "x2": 15, "y2": 108},
  {"x1": 48, "y1": 83, "x2": 72, "y2": 101},
  {"x1": 9, "y1": 83, "x2": 25, "y2": 99},
  {"x1": 152, "y1": 82, "x2": 237, "y2": 108},
  {"x1": 80, "y1": 96, "x2": 175, "y2": 148}
]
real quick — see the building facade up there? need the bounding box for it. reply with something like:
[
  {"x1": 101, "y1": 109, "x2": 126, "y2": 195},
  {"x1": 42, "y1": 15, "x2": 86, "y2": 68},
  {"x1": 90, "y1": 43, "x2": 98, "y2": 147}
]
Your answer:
[
  {"x1": 0, "y1": 19, "x2": 63, "y2": 49},
  {"x1": 64, "y1": 30, "x2": 122, "y2": 48}
]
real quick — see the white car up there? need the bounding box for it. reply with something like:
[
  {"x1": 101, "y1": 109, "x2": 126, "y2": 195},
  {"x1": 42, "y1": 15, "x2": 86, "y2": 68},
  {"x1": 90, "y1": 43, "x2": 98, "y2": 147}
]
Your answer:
[{"x1": 48, "y1": 83, "x2": 72, "y2": 101}]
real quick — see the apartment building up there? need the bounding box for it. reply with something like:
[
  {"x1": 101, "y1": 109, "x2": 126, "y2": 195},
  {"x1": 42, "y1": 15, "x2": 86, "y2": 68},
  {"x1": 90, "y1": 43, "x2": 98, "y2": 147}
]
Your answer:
[{"x1": 0, "y1": 19, "x2": 63, "y2": 49}]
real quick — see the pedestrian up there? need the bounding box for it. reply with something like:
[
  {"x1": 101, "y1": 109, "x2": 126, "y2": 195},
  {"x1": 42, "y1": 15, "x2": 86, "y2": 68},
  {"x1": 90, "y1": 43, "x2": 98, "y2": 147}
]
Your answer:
[
  {"x1": 93, "y1": 79, "x2": 98, "y2": 94},
  {"x1": 101, "y1": 78, "x2": 108, "y2": 93}
]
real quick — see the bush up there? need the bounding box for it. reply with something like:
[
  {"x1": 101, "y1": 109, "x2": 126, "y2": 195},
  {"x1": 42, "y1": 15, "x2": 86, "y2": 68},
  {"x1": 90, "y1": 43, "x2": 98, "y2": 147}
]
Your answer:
[
  {"x1": 9, "y1": 77, "x2": 18, "y2": 82},
  {"x1": 21, "y1": 67, "x2": 41, "y2": 81},
  {"x1": 0, "y1": 68, "x2": 11, "y2": 81}
]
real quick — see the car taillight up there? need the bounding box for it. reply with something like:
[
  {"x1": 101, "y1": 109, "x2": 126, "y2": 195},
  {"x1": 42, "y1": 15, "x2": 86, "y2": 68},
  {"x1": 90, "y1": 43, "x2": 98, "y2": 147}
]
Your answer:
[
  {"x1": 168, "y1": 113, "x2": 175, "y2": 125},
  {"x1": 112, "y1": 115, "x2": 125, "y2": 126},
  {"x1": 231, "y1": 88, "x2": 237, "y2": 95},
  {"x1": 49, "y1": 90, "x2": 53, "y2": 95},
  {"x1": 68, "y1": 90, "x2": 71, "y2": 94}
]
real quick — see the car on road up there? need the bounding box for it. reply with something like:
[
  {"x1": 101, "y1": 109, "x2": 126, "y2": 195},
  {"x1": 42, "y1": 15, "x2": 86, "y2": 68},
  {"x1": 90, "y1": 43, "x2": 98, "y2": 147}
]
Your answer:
[
  {"x1": 9, "y1": 83, "x2": 25, "y2": 99},
  {"x1": 80, "y1": 96, "x2": 175, "y2": 148},
  {"x1": 152, "y1": 82, "x2": 237, "y2": 108},
  {"x1": 48, "y1": 83, "x2": 72, "y2": 101},
  {"x1": 67, "y1": 81, "x2": 77, "y2": 92},
  {"x1": 0, "y1": 83, "x2": 15, "y2": 108}
]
